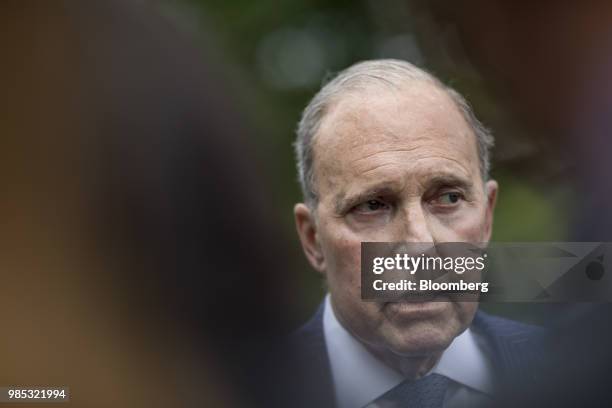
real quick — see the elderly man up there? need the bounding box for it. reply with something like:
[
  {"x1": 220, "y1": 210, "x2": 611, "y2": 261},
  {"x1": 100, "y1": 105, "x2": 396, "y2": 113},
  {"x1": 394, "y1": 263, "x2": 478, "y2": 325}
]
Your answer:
[{"x1": 292, "y1": 60, "x2": 542, "y2": 408}]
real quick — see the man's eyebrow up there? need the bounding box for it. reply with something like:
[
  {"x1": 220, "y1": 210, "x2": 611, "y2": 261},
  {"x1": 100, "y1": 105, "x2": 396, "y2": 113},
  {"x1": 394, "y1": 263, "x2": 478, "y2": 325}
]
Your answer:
[{"x1": 425, "y1": 174, "x2": 474, "y2": 190}]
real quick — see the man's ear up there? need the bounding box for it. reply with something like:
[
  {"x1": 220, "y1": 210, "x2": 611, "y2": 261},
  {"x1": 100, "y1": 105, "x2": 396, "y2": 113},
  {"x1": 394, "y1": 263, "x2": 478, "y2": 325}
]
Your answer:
[
  {"x1": 483, "y1": 180, "x2": 499, "y2": 242},
  {"x1": 294, "y1": 203, "x2": 326, "y2": 273}
]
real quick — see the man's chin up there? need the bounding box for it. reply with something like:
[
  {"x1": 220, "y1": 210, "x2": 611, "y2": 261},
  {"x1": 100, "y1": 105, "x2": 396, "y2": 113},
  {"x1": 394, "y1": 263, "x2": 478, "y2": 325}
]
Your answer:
[{"x1": 380, "y1": 320, "x2": 459, "y2": 357}]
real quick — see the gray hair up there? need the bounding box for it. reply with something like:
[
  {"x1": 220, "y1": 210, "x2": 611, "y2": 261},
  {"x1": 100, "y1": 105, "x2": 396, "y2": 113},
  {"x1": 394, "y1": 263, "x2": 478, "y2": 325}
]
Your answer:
[{"x1": 294, "y1": 59, "x2": 494, "y2": 207}]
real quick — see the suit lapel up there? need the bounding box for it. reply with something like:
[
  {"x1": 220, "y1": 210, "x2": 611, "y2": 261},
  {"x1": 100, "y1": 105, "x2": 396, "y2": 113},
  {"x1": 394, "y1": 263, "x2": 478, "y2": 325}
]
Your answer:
[
  {"x1": 471, "y1": 310, "x2": 545, "y2": 391},
  {"x1": 293, "y1": 302, "x2": 336, "y2": 407}
]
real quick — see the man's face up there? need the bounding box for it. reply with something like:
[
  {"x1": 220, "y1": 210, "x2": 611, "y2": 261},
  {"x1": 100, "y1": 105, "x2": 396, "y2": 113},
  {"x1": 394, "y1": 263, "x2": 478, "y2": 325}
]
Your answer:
[{"x1": 295, "y1": 81, "x2": 498, "y2": 357}]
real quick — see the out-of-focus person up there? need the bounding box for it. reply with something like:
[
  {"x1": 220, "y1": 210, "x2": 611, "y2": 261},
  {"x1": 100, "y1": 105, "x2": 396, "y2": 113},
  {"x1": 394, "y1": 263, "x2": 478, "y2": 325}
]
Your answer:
[{"x1": 1, "y1": 1, "x2": 292, "y2": 406}]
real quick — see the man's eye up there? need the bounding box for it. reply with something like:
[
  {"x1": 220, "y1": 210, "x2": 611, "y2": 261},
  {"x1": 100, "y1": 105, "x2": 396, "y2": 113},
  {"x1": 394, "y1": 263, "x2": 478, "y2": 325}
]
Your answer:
[
  {"x1": 353, "y1": 199, "x2": 390, "y2": 213},
  {"x1": 436, "y1": 192, "x2": 463, "y2": 205}
]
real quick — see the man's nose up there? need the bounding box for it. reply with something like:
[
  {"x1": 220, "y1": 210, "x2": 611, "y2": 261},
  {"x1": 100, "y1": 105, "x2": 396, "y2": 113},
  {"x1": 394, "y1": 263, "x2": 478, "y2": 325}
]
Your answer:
[{"x1": 398, "y1": 201, "x2": 435, "y2": 243}]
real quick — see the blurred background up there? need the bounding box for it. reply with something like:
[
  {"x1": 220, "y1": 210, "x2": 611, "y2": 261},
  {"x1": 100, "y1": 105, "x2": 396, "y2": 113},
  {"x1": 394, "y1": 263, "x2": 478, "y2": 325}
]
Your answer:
[
  {"x1": 4, "y1": 0, "x2": 612, "y2": 406},
  {"x1": 155, "y1": 0, "x2": 579, "y2": 321}
]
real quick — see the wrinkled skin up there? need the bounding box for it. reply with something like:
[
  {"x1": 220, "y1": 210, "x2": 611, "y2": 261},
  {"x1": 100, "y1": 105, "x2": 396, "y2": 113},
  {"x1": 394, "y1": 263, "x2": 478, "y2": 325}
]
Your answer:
[{"x1": 294, "y1": 81, "x2": 498, "y2": 378}]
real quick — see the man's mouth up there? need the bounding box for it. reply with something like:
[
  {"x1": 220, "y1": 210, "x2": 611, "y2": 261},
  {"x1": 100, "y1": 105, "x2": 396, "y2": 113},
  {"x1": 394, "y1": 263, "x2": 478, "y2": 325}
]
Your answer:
[
  {"x1": 382, "y1": 298, "x2": 450, "y2": 321},
  {"x1": 384, "y1": 290, "x2": 448, "y2": 304}
]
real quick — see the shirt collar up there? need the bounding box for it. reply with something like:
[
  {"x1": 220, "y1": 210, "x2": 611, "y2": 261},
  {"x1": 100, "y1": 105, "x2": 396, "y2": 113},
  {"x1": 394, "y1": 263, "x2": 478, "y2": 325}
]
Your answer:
[
  {"x1": 432, "y1": 322, "x2": 495, "y2": 395},
  {"x1": 322, "y1": 294, "x2": 494, "y2": 408}
]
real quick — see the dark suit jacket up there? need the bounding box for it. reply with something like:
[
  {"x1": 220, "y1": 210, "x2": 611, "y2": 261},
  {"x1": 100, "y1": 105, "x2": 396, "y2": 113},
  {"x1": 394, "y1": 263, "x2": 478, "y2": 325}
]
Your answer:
[{"x1": 290, "y1": 302, "x2": 546, "y2": 408}]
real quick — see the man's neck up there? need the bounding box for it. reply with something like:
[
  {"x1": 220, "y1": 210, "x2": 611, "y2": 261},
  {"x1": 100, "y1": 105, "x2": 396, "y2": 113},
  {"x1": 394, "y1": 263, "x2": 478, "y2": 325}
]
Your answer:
[{"x1": 328, "y1": 297, "x2": 443, "y2": 380}]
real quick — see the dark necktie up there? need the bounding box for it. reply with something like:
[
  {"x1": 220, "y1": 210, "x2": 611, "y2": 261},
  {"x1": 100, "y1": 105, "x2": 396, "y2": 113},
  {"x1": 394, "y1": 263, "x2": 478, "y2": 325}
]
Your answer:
[{"x1": 363, "y1": 373, "x2": 450, "y2": 408}]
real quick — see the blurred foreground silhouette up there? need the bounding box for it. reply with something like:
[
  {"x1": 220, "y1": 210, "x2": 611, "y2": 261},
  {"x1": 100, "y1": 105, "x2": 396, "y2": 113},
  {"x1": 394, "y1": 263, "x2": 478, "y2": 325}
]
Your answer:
[{"x1": 1, "y1": 1, "x2": 293, "y2": 406}]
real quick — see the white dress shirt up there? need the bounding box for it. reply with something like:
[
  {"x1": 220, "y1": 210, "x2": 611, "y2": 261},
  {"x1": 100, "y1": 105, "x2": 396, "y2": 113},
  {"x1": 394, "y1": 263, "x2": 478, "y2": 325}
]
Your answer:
[{"x1": 323, "y1": 295, "x2": 495, "y2": 408}]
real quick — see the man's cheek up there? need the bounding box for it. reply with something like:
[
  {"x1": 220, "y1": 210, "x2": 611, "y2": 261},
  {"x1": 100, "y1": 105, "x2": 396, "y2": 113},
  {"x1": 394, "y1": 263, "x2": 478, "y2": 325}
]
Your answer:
[
  {"x1": 457, "y1": 209, "x2": 491, "y2": 241},
  {"x1": 324, "y1": 241, "x2": 361, "y2": 294},
  {"x1": 323, "y1": 224, "x2": 362, "y2": 267},
  {"x1": 435, "y1": 208, "x2": 489, "y2": 241},
  {"x1": 335, "y1": 243, "x2": 362, "y2": 281}
]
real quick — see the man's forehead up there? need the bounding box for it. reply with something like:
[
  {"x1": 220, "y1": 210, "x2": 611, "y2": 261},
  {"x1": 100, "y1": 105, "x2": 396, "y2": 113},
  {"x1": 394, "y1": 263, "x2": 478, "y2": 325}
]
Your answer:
[{"x1": 312, "y1": 82, "x2": 477, "y2": 172}]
